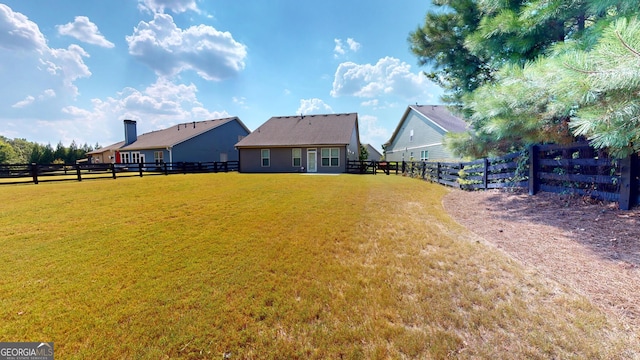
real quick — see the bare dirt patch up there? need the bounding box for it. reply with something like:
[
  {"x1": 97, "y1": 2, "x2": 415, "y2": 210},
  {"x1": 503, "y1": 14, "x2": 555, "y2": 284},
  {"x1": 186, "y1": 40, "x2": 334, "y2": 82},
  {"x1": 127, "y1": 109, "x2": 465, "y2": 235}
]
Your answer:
[{"x1": 442, "y1": 188, "x2": 640, "y2": 332}]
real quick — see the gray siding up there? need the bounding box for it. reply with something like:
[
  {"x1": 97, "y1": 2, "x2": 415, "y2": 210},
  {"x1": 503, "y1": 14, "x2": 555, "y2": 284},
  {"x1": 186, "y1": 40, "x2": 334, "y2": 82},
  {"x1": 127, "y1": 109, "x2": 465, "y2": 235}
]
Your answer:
[
  {"x1": 116, "y1": 120, "x2": 248, "y2": 165},
  {"x1": 386, "y1": 110, "x2": 455, "y2": 161},
  {"x1": 239, "y1": 146, "x2": 348, "y2": 173},
  {"x1": 347, "y1": 126, "x2": 360, "y2": 161},
  {"x1": 172, "y1": 120, "x2": 248, "y2": 163}
]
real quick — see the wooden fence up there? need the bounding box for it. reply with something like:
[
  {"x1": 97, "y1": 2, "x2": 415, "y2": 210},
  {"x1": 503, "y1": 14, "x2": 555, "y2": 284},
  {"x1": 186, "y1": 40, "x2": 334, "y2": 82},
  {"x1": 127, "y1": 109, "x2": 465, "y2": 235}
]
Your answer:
[
  {"x1": 350, "y1": 142, "x2": 640, "y2": 210},
  {"x1": 3, "y1": 144, "x2": 639, "y2": 209},
  {"x1": 0, "y1": 161, "x2": 239, "y2": 185}
]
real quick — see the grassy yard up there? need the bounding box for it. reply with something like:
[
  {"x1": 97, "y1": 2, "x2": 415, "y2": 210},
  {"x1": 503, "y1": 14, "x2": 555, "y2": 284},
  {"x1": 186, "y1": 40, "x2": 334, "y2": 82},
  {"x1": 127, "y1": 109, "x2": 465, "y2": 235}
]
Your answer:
[{"x1": 0, "y1": 173, "x2": 637, "y2": 359}]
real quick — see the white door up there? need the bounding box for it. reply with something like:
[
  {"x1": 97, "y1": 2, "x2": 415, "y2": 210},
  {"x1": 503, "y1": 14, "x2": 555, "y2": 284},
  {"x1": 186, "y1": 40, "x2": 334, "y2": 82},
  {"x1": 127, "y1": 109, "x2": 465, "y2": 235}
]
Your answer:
[
  {"x1": 220, "y1": 152, "x2": 228, "y2": 162},
  {"x1": 307, "y1": 149, "x2": 317, "y2": 173}
]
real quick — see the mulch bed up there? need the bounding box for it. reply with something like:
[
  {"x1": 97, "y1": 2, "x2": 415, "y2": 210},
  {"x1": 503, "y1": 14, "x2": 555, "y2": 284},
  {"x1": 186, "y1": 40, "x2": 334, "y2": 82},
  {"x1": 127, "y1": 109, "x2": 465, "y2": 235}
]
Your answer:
[{"x1": 442, "y1": 188, "x2": 640, "y2": 331}]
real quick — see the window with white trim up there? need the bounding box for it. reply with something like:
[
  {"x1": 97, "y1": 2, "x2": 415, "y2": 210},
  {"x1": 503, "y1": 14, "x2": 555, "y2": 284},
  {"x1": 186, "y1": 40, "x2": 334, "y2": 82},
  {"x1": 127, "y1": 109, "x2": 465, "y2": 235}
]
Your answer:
[
  {"x1": 321, "y1": 148, "x2": 339, "y2": 167},
  {"x1": 420, "y1": 150, "x2": 429, "y2": 161},
  {"x1": 261, "y1": 149, "x2": 270, "y2": 167},
  {"x1": 131, "y1": 152, "x2": 141, "y2": 164},
  {"x1": 154, "y1": 151, "x2": 164, "y2": 164},
  {"x1": 292, "y1": 148, "x2": 301, "y2": 167},
  {"x1": 121, "y1": 152, "x2": 130, "y2": 163},
  {"x1": 409, "y1": 129, "x2": 414, "y2": 142}
]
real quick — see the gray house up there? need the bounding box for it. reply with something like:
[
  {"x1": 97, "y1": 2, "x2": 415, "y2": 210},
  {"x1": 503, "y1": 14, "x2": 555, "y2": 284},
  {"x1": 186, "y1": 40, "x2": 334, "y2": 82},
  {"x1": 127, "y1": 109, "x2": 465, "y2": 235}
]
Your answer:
[
  {"x1": 235, "y1": 113, "x2": 360, "y2": 173},
  {"x1": 363, "y1": 143, "x2": 383, "y2": 161},
  {"x1": 88, "y1": 117, "x2": 250, "y2": 165},
  {"x1": 384, "y1": 105, "x2": 467, "y2": 161}
]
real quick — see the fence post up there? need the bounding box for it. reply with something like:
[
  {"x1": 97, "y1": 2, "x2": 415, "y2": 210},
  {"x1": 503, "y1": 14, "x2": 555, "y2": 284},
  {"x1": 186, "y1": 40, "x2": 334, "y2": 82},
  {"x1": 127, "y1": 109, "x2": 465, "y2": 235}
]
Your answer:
[
  {"x1": 76, "y1": 164, "x2": 82, "y2": 182},
  {"x1": 618, "y1": 153, "x2": 638, "y2": 210},
  {"x1": 528, "y1": 145, "x2": 539, "y2": 195},
  {"x1": 31, "y1": 163, "x2": 39, "y2": 184},
  {"x1": 138, "y1": 162, "x2": 143, "y2": 177},
  {"x1": 436, "y1": 161, "x2": 440, "y2": 184},
  {"x1": 483, "y1": 158, "x2": 489, "y2": 190},
  {"x1": 111, "y1": 163, "x2": 116, "y2": 179},
  {"x1": 164, "y1": 162, "x2": 168, "y2": 175}
]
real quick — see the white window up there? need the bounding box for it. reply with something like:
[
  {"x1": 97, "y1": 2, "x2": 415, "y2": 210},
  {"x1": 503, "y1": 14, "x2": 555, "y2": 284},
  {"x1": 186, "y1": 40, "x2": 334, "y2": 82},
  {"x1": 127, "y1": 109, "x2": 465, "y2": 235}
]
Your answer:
[
  {"x1": 292, "y1": 148, "x2": 301, "y2": 167},
  {"x1": 410, "y1": 129, "x2": 414, "y2": 142},
  {"x1": 154, "y1": 151, "x2": 164, "y2": 164},
  {"x1": 121, "y1": 152, "x2": 130, "y2": 163},
  {"x1": 410, "y1": 151, "x2": 414, "y2": 161},
  {"x1": 420, "y1": 150, "x2": 429, "y2": 161},
  {"x1": 321, "y1": 148, "x2": 339, "y2": 167},
  {"x1": 261, "y1": 149, "x2": 270, "y2": 167},
  {"x1": 220, "y1": 153, "x2": 228, "y2": 162},
  {"x1": 131, "y1": 152, "x2": 141, "y2": 164}
]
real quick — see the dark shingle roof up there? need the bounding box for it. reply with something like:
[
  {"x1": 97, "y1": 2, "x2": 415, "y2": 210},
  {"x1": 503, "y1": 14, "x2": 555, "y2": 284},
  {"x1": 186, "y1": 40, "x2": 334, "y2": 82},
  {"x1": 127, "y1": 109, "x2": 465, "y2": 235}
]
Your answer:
[
  {"x1": 87, "y1": 141, "x2": 125, "y2": 155},
  {"x1": 385, "y1": 105, "x2": 467, "y2": 146},
  {"x1": 235, "y1": 113, "x2": 358, "y2": 147},
  {"x1": 118, "y1": 117, "x2": 244, "y2": 151},
  {"x1": 410, "y1": 105, "x2": 467, "y2": 133}
]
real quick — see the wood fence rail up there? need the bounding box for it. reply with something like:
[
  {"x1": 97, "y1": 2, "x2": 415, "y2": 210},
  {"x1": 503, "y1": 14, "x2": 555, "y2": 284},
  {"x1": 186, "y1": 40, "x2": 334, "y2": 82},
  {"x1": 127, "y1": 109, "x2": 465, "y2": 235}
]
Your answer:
[
  {"x1": 365, "y1": 142, "x2": 639, "y2": 210},
  {"x1": 0, "y1": 161, "x2": 239, "y2": 185}
]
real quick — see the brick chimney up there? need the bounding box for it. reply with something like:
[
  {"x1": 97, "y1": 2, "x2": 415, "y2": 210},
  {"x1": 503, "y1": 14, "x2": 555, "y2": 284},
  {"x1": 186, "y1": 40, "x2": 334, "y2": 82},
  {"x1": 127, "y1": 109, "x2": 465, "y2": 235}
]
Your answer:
[{"x1": 123, "y1": 119, "x2": 137, "y2": 146}]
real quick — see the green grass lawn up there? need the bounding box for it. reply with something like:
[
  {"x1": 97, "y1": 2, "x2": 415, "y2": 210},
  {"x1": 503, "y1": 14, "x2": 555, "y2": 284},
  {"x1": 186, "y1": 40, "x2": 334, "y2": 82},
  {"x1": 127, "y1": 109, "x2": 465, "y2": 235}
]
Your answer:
[{"x1": 0, "y1": 173, "x2": 637, "y2": 359}]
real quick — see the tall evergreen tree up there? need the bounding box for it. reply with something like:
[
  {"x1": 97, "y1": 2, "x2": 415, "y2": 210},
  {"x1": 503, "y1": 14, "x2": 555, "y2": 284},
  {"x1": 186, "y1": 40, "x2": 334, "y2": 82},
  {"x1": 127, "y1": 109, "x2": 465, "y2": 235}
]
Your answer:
[
  {"x1": 54, "y1": 141, "x2": 67, "y2": 162},
  {"x1": 413, "y1": 0, "x2": 640, "y2": 157},
  {"x1": 458, "y1": 15, "x2": 640, "y2": 158},
  {"x1": 409, "y1": 0, "x2": 491, "y2": 104}
]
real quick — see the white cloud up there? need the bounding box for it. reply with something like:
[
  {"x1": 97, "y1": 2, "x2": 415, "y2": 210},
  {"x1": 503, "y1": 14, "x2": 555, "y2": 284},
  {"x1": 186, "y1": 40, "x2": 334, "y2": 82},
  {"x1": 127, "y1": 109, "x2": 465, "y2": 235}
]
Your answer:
[
  {"x1": 46, "y1": 44, "x2": 92, "y2": 96},
  {"x1": 331, "y1": 56, "x2": 440, "y2": 102},
  {"x1": 12, "y1": 89, "x2": 56, "y2": 108},
  {"x1": 232, "y1": 96, "x2": 248, "y2": 108},
  {"x1": 333, "y1": 37, "x2": 360, "y2": 58},
  {"x1": 12, "y1": 96, "x2": 35, "y2": 108},
  {"x1": 333, "y1": 39, "x2": 346, "y2": 56},
  {"x1": 0, "y1": 4, "x2": 46, "y2": 52},
  {"x1": 296, "y1": 98, "x2": 333, "y2": 115},
  {"x1": 40, "y1": 89, "x2": 56, "y2": 99},
  {"x1": 0, "y1": 4, "x2": 91, "y2": 119},
  {"x1": 55, "y1": 77, "x2": 229, "y2": 145},
  {"x1": 359, "y1": 114, "x2": 389, "y2": 147},
  {"x1": 361, "y1": 99, "x2": 379, "y2": 107},
  {"x1": 57, "y1": 16, "x2": 115, "y2": 48},
  {"x1": 138, "y1": 0, "x2": 198, "y2": 14},
  {"x1": 346, "y1": 38, "x2": 361, "y2": 52},
  {"x1": 126, "y1": 13, "x2": 247, "y2": 81}
]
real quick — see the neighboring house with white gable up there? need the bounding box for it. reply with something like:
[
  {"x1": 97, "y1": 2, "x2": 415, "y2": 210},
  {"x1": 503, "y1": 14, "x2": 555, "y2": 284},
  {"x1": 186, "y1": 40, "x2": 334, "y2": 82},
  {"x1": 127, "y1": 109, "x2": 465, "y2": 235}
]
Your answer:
[{"x1": 384, "y1": 105, "x2": 467, "y2": 161}]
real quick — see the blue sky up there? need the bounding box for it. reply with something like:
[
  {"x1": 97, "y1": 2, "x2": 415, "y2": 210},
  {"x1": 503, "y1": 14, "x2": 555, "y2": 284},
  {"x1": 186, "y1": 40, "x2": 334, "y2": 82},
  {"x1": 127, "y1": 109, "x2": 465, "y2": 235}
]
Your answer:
[{"x1": 0, "y1": 0, "x2": 442, "y2": 151}]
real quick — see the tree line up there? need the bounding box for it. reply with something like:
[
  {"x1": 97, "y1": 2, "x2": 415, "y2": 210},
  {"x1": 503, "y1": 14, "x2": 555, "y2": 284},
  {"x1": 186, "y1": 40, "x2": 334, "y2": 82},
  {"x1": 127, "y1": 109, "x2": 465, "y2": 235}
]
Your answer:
[
  {"x1": 0, "y1": 136, "x2": 100, "y2": 164},
  {"x1": 411, "y1": 0, "x2": 640, "y2": 158}
]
